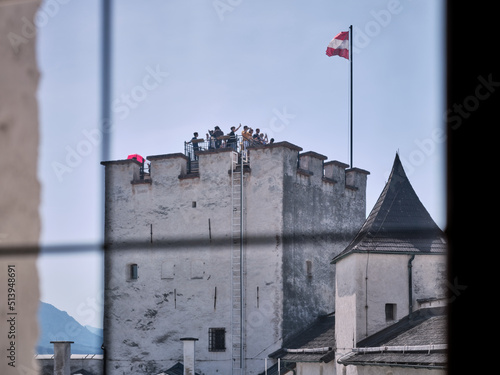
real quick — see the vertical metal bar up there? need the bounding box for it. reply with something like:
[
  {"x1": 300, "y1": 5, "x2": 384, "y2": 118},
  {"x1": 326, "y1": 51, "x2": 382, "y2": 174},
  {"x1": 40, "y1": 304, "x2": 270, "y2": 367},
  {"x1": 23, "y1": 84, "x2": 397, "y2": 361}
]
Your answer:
[
  {"x1": 239, "y1": 149, "x2": 244, "y2": 373},
  {"x1": 349, "y1": 24, "x2": 353, "y2": 169},
  {"x1": 214, "y1": 286, "x2": 217, "y2": 310},
  {"x1": 101, "y1": 3, "x2": 112, "y2": 375},
  {"x1": 208, "y1": 218, "x2": 212, "y2": 242},
  {"x1": 101, "y1": 0, "x2": 112, "y2": 163}
]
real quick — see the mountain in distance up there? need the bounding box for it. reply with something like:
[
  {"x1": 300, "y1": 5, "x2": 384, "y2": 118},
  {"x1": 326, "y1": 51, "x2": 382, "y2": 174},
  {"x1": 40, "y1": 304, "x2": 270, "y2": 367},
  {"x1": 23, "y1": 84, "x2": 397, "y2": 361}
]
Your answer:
[
  {"x1": 85, "y1": 325, "x2": 103, "y2": 337},
  {"x1": 37, "y1": 301, "x2": 103, "y2": 355}
]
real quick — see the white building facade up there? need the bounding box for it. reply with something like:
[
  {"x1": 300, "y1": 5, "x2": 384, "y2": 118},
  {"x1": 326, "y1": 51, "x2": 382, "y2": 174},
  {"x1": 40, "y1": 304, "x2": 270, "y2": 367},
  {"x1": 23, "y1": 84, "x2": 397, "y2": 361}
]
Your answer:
[
  {"x1": 101, "y1": 141, "x2": 369, "y2": 375},
  {"x1": 333, "y1": 154, "x2": 447, "y2": 375}
]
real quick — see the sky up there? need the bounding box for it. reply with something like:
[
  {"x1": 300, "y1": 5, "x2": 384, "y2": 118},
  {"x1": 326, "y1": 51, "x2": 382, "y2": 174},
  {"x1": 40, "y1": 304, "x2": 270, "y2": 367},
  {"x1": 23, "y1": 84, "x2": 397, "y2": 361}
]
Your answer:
[{"x1": 35, "y1": 0, "x2": 445, "y2": 329}]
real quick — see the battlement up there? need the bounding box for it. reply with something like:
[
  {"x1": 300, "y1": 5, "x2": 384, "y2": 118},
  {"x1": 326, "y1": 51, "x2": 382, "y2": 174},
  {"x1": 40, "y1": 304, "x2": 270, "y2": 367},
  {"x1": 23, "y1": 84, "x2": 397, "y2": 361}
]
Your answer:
[{"x1": 101, "y1": 141, "x2": 369, "y2": 192}]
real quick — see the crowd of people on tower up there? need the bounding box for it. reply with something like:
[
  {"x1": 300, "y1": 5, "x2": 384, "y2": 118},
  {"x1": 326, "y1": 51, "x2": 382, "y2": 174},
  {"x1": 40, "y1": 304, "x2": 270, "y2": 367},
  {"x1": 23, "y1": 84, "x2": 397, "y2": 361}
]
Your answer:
[{"x1": 188, "y1": 124, "x2": 275, "y2": 154}]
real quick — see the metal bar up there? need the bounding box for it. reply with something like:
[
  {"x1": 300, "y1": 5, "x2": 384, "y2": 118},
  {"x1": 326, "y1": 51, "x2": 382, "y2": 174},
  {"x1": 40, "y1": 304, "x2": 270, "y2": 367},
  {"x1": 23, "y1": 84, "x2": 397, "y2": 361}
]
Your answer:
[
  {"x1": 239, "y1": 148, "x2": 244, "y2": 373},
  {"x1": 349, "y1": 24, "x2": 353, "y2": 169}
]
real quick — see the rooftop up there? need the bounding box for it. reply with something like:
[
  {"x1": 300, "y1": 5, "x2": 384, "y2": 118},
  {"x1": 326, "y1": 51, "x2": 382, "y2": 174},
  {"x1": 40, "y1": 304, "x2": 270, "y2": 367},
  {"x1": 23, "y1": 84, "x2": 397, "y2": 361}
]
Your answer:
[
  {"x1": 339, "y1": 307, "x2": 447, "y2": 369},
  {"x1": 269, "y1": 314, "x2": 335, "y2": 364},
  {"x1": 332, "y1": 153, "x2": 446, "y2": 263}
]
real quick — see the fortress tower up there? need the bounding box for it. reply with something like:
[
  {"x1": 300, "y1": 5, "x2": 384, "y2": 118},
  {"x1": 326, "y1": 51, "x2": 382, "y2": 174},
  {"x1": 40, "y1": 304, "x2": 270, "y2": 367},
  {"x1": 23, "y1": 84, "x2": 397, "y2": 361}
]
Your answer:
[{"x1": 101, "y1": 141, "x2": 369, "y2": 375}]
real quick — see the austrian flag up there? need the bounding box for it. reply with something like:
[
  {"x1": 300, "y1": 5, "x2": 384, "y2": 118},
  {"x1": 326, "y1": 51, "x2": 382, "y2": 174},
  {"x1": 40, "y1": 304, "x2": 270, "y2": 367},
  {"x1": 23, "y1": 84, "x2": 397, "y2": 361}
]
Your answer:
[{"x1": 326, "y1": 31, "x2": 349, "y2": 59}]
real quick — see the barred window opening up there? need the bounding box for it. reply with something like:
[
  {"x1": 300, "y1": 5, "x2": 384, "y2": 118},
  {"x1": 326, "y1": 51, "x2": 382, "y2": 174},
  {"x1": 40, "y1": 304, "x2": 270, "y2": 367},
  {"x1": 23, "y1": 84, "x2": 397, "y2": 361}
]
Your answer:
[{"x1": 208, "y1": 328, "x2": 226, "y2": 352}]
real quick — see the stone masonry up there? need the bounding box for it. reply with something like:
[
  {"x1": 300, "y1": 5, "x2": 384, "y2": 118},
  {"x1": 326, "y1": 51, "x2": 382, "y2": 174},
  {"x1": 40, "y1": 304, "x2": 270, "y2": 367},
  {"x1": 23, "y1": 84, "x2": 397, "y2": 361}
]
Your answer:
[{"x1": 101, "y1": 141, "x2": 369, "y2": 375}]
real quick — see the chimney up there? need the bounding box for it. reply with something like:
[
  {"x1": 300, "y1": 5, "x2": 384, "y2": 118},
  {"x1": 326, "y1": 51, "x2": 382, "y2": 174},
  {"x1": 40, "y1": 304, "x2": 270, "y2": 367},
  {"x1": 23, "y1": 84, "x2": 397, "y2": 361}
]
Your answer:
[
  {"x1": 50, "y1": 341, "x2": 74, "y2": 375},
  {"x1": 180, "y1": 337, "x2": 198, "y2": 375}
]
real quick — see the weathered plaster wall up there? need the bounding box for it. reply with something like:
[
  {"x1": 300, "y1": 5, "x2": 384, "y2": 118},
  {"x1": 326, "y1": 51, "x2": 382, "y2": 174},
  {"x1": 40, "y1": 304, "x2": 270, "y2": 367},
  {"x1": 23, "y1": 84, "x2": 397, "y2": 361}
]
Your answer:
[
  {"x1": 282, "y1": 151, "x2": 368, "y2": 341},
  {"x1": 335, "y1": 253, "x2": 362, "y2": 366},
  {"x1": 335, "y1": 252, "x2": 447, "y2": 375},
  {"x1": 296, "y1": 361, "x2": 335, "y2": 375},
  {"x1": 412, "y1": 254, "x2": 447, "y2": 305},
  {"x1": 363, "y1": 254, "x2": 410, "y2": 337},
  {"x1": 243, "y1": 145, "x2": 287, "y2": 369},
  {"x1": 0, "y1": 1, "x2": 41, "y2": 374},
  {"x1": 104, "y1": 152, "x2": 238, "y2": 374},
  {"x1": 103, "y1": 143, "x2": 368, "y2": 375}
]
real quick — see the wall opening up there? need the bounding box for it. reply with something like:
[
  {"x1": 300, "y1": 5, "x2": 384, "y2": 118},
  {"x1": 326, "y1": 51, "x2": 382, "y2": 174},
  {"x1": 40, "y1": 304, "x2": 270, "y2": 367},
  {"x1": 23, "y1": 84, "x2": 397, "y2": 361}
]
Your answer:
[
  {"x1": 208, "y1": 328, "x2": 226, "y2": 352},
  {"x1": 385, "y1": 303, "x2": 397, "y2": 321},
  {"x1": 129, "y1": 264, "x2": 138, "y2": 280}
]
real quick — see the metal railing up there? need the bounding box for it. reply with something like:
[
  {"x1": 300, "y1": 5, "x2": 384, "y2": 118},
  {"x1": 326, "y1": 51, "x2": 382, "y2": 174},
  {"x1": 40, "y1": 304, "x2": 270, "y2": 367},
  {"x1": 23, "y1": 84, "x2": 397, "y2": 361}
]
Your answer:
[
  {"x1": 185, "y1": 134, "x2": 271, "y2": 158},
  {"x1": 184, "y1": 134, "x2": 270, "y2": 173}
]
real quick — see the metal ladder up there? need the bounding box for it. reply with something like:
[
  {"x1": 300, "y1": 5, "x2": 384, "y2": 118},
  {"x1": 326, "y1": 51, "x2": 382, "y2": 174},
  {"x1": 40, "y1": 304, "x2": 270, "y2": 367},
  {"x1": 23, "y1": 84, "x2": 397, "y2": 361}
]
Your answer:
[{"x1": 231, "y1": 151, "x2": 244, "y2": 375}]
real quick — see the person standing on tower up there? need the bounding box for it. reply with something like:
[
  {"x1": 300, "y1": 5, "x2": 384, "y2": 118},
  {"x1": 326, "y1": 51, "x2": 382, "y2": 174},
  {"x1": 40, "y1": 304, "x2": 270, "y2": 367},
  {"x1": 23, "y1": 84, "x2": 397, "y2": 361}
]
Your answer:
[
  {"x1": 227, "y1": 124, "x2": 241, "y2": 151},
  {"x1": 212, "y1": 126, "x2": 223, "y2": 148}
]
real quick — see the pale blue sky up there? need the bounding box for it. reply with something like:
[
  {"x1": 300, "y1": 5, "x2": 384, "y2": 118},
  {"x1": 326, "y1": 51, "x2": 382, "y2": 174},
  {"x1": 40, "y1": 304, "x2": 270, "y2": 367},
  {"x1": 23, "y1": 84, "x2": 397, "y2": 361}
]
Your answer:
[{"x1": 36, "y1": 0, "x2": 445, "y2": 328}]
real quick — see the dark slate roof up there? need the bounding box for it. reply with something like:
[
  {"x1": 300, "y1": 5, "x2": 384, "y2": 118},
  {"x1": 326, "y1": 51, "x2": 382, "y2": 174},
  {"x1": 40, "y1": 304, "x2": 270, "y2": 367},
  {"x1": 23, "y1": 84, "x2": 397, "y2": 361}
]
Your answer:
[
  {"x1": 160, "y1": 362, "x2": 201, "y2": 375},
  {"x1": 339, "y1": 307, "x2": 447, "y2": 369},
  {"x1": 357, "y1": 307, "x2": 446, "y2": 347},
  {"x1": 269, "y1": 314, "x2": 335, "y2": 363},
  {"x1": 332, "y1": 153, "x2": 446, "y2": 263}
]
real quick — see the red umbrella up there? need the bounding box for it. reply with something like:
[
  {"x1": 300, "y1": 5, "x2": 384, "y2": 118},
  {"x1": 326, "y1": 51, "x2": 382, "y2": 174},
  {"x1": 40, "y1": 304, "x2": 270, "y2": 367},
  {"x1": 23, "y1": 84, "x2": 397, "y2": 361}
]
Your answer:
[{"x1": 127, "y1": 154, "x2": 144, "y2": 163}]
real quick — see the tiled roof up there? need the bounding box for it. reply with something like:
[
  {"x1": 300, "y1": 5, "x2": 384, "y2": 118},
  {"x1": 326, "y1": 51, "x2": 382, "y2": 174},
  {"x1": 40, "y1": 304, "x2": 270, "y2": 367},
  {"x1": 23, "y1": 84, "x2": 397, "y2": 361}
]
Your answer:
[
  {"x1": 357, "y1": 307, "x2": 446, "y2": 347},
  {"x1": 269, "y1": 314, "x2": 335, "y2": 363},
  {"x1": 333, "y1": 153, "x2": 446, "y2": 263},
  {"x1": 339, "y1": 307, "x2": 447, "y2": 369}
]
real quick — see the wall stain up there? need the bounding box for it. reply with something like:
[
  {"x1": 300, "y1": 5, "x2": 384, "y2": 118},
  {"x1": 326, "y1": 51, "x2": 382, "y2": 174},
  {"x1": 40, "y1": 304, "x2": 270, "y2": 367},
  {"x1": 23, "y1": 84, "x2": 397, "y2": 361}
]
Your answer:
[
  {"x1": 144, "y1": 309, "x2": 158, "y2": 318},
  {"x1": 123, "y1": 339, "x2": 139, "y2": 347}
]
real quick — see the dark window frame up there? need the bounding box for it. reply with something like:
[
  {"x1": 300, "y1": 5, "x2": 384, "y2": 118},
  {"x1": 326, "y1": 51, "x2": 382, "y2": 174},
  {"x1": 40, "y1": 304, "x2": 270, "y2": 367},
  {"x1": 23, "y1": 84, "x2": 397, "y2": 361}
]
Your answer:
[
  {"x1": 208, "y1": 327, "x2": 226, "y2": 352},
  {"x1": 129, "y1": 263, "x2": 138, "y2": 280}
]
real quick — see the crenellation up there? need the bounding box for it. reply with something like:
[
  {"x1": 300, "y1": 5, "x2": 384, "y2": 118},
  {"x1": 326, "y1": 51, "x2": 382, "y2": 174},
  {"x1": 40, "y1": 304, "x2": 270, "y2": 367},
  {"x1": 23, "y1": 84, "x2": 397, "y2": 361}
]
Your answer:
[
  {"x1": 346, "y1": 167, "x2": 370, "y2": 192},
  {"x1": 101, "y1": 158, "x2": 142, "y2": 182},
  {"x1": 197, "y1": 147, "x2": 234, "y2": 182},
  {"x1": 146, "y1": 153, "x2": 188, "y2": 182},
  {"x1": 324, "y1": 160, "x2": 349, "y2": 184},
  {"x1": 299, "y1": 151, "x2": 327, "y2": 173}
]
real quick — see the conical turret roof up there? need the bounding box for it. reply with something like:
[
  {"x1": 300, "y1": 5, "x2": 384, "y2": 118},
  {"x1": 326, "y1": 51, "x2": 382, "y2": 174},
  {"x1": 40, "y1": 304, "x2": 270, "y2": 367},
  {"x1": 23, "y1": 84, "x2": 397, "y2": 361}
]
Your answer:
[{"x1": 332, "y1": 153, "x2": 446, "y2": 263}]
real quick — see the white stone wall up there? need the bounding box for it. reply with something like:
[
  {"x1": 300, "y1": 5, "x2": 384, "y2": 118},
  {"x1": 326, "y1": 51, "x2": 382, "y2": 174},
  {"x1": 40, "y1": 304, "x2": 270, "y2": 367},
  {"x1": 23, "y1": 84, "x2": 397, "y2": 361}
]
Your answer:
[
  {"x1": 335, "y1": 252, "x2": 447, "y2": 375},
  {"x1": 412, "y1": 254, "x2": 447, "y2": 306},
  {"x1": 103, "y1": 143, "x2": 368, "y2": 375},
  {"x1": 296, "y1": 361, "x2": 336, "y2": 375},
  {"x1": 335, "y1": 253, "x2": 362, "y2": 368}
]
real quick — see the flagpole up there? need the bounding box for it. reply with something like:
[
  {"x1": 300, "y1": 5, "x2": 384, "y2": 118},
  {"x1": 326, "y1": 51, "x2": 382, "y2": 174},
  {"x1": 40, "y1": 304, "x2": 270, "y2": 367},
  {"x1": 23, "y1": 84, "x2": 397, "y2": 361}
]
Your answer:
[{"x1": 349, "y1": 24, "x2": 353, "y2": 168}]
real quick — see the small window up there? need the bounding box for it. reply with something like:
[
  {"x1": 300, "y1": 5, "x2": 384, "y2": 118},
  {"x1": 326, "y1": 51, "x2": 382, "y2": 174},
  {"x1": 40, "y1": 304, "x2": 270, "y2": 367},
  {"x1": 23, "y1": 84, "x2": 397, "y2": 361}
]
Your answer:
[
  {"x1": 192, "y1": 201, "x2": 197, "y2": 208},
  {"x1": 385, "y1": 303, "x2": 397, "y2": 321},
  {"x1": 208, "y1": 328, "x2": 226, "y2": 352},
  {"x1": 130, "y1": 264, "x2": 138, "y2": 280}
]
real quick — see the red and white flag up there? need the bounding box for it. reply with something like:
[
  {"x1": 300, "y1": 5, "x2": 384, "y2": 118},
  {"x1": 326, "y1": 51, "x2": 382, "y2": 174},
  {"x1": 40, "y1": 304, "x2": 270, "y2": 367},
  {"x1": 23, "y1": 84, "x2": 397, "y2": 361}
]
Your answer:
[{"x1": 326, "y1": 31, "x2": 349, "y2": 59}]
